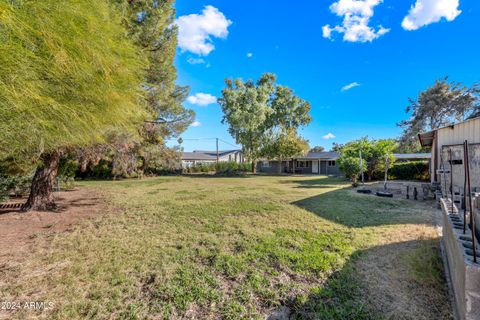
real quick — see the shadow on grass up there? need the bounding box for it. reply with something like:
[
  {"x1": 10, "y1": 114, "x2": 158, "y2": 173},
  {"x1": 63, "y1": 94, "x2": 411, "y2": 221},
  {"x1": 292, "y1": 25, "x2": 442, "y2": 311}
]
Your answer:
[
  {"x1": 292, "y1": 187, "x2": 431, "y2": 228},
  {"x1": 274, "y1": 239, "x2": 451, "y2": 320},
  {"x1": 279, "y1": 177, "x2": 349, "y2": 189}
]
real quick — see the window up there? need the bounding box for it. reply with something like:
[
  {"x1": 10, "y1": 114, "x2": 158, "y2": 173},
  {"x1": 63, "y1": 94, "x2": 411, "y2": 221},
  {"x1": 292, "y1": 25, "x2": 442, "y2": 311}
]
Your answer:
[
  {"x1": 328, "y1": 160, "x2": 336, "y2": 167},
  {"x1": 449, "y1": 159, "x2": 463, "y2": 165},
  {"x1": 262, "y1": 161, "x2": 270, "y2": 167},
  {"x1": 297, "y1": 161, "x2": 310, "y2": 168}
]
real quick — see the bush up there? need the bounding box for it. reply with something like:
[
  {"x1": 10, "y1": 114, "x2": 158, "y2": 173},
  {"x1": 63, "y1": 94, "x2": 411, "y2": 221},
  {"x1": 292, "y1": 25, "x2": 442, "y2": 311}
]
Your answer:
[
  {"x1": 338, "y1": 156, "x2": 366, "y2": 186},
  {"x1": 215, "y1": 162, "x2": 250, "y2": 176},
  {"x1": 184, "y1": 162, "x2": 250, "y2": 176},
  {"x1": 0, "y1": 173, "x2": 32, "y2": 201},
  {"x1": 388, "y1": 161, "x2": 429, "y2": 181}
]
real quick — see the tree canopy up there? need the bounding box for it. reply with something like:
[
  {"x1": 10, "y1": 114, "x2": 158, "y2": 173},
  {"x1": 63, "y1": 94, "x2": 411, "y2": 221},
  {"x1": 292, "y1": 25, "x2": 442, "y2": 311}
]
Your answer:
[
  {"x1": 0, "y1": 0, "x2": 152, "y2": 209},
  {"x1": 219, "y1": 73, "x2": 312, "y2": 172},
  {"x1": 310, "y1": 146, "x2": 325, "y2": 153},
  {"x1": 0, "y1": 0, "x2": 147, "y2": 162},
  {"x1": 219, "y1": 74, "x2": 276, "y2": 171}
]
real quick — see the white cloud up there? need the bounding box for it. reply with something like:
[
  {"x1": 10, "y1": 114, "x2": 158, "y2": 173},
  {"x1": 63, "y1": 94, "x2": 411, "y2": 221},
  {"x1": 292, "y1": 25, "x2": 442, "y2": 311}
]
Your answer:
[
  {"x1": 186, "y1": 93, "x2": 217, "y2": 106},
  {"x1": 175, "y1": 6, "x2": 232, "y2": 56},
  {"x1": 246, "y1": 52, "x2": 253, "y2": 58},
  {"x1": 323, "y1": 0, "x2": 390, "y2": 42},
  {"x1": 402, "y1": 0, "x2": 461, "y2": 31},
  {"x1": 322, "y1": 133, "x2": 336, "y2": 140},
  {"x1": 187, "y1": 57, "x2": 206, "y2": 65},
  {"x1": 341, "y1": 82, "x2": 361, "y2": 91},
  {"x1": 191, "y1": 121, "x2": 201, "y2": 127}
]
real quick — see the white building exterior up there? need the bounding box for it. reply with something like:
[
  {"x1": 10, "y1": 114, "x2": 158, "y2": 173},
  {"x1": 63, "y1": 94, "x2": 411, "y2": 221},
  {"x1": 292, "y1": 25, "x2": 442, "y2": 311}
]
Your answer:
[{"x1": 181, "y1": 150, "x2": 244, "y2": 168}]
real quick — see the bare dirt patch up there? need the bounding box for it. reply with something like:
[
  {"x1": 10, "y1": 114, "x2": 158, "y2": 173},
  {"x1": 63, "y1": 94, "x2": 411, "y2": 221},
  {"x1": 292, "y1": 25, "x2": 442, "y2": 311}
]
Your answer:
[{"x1": 0, "y1": 188, "x2": 107, "y2": 268}]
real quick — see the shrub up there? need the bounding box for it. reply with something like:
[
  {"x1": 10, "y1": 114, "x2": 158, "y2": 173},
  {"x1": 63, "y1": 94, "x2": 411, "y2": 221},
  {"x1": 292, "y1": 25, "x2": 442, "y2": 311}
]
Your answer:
[
  {"x1": 338, "y1": 156, "x2": 366, "y2": 186},
  {"x1": 184, "y1": 162, "x2": 250, "y2": 176},
  {"x1": 0, "y1": 173, "x2": 32, "y2": 201},
  {"x1": 388, "y1": 161, "x2": 429, "y2": 181},
  {"x1": 215, "y1": 162, "x2": 250, "y2": 176}
]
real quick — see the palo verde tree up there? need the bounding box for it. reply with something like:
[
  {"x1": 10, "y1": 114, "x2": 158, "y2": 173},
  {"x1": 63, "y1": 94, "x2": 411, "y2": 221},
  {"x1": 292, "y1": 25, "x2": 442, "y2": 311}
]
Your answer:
[
  {"x1": 219, "y1": 73, "x2": 276, "y2": 172},
  {"x1": 0, "y1": 0, "x2": 147, "y2": 210},
  {"x1": 398, "y1": 78, "x2": 479, "y2": 152}
]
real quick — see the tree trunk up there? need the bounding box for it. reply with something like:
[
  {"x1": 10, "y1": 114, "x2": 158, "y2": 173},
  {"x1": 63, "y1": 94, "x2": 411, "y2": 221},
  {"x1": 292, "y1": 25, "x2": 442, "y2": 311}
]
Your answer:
[
  {"x1": 251, "y1": 160, "x2": 256, "y2": 173},
  {"x1": 277, "y1": 158, "x2": 283, "y2": 174},
  {"x1": 23, "y1": 151, "x2": 61, "y2": 211}
]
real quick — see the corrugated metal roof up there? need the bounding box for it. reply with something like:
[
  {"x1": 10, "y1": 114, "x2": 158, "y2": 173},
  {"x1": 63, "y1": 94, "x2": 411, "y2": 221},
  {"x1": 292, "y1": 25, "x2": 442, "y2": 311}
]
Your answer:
[{"x1": 418, "y1": 116, "x2": 480, "y2": 146}]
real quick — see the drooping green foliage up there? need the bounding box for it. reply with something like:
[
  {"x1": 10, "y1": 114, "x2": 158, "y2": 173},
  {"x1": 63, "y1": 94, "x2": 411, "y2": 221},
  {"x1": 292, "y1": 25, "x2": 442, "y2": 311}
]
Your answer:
[
  {"x1": 219, "y1": 73, "x2": 311, "y2": 172},
  {"x1": 398, "y1": 78, "x2": 479, "y2": 152},
  {"x1": 0, "y1": 0, "x2": 147, "y2": 162},
  {"x1": 339, "y1": 138, "x2": 396, "y2": 181}
]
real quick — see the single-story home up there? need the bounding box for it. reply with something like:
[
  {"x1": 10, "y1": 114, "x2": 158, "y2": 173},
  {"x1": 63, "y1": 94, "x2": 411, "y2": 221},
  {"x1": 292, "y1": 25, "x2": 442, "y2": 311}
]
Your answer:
[
  {"x1": 181, "y1": 150, "x2": 244, "y2": 168},
  {"x1": 257, "y1": 151, "x2": 341, "y2": 175},
  {"x1": 257, "y1": 151, "x2": 432, "y2": 176}
]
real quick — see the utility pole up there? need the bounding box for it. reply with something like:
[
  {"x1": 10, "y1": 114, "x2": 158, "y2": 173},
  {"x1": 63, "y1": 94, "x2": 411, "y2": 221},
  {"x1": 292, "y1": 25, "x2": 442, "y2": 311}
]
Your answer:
[
  {"x1": 216, "y1": 138, "x2": 219, "y2": 165},
  {"x1": 359, "y1": 150, "x2": 364, "y2": 184}
]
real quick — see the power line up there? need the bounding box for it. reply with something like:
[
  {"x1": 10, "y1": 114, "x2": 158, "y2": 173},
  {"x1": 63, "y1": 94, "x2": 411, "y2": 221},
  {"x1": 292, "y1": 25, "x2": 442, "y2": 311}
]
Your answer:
[{"x1": 166, "y1": 137, "x2": 240, "y2": 149}]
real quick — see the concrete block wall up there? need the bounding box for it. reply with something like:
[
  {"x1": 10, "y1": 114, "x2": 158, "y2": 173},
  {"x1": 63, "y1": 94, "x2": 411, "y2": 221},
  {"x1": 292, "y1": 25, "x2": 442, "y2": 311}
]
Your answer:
[{"x1": 440, "y1": 198, "x2": 480, "y2": 320}]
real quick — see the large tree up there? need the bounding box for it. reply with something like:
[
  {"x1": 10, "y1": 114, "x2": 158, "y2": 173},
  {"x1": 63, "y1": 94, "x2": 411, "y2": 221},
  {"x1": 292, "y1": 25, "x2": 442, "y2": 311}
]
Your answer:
[
  {"x1": 219, "y1": 74, "x2": 312, "y2": 173},
  {"x1": 114, "y1": 0, "x2": 194, "y2": 166},
  {"x1": 0, "y1": 0, "x2": 147, "y2": 210},
  {"x1": 261, "y1": 85, "x2": 311, "y2": 172},
  {"x1": 398, "y1": 78, "x2": 479, "y2": 152},
  {"x1": 63, "y1": 1, "x2": 195, "y2": 180},
  {"x1": 219, "y1": 74, "x2": 276, "y2": 172}
]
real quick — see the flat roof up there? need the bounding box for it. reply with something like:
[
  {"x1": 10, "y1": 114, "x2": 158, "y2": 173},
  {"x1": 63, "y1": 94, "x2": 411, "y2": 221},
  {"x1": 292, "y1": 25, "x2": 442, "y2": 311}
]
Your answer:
[{"x1": 393, "y1": 153, "x2": 431, "y2": 159}]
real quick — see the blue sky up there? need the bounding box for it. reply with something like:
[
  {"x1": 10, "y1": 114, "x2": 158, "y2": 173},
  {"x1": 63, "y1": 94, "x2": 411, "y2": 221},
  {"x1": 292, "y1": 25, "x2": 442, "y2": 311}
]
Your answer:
[{"x1": 172, "y1": 0, "x2": 480, "y2": 152}]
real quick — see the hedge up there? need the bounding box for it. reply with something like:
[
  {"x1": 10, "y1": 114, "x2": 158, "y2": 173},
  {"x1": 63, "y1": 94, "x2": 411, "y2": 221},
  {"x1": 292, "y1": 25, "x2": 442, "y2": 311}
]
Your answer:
[{"x1": 388, "y1": 161, "x2": 429, "y2": 181}]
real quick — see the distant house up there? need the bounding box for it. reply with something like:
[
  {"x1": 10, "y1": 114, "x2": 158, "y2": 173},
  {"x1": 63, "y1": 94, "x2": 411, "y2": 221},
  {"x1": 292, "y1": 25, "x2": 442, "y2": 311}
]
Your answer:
[
  {"x1": 181, "y1": 150, "x2": 244, "y2": 168},
  {"x1": 257, "y1": 151, "x2": 432, "y2": 176},
  {"x1": 257, "y1": 151, "x2": 341, "y2": 175}
]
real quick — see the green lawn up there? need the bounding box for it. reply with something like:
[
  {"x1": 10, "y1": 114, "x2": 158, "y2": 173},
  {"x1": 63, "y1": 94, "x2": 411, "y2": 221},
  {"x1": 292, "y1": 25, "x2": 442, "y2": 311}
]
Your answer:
[{"x1": 4, "y1": 175, "x2": 451, "y2": 319}]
